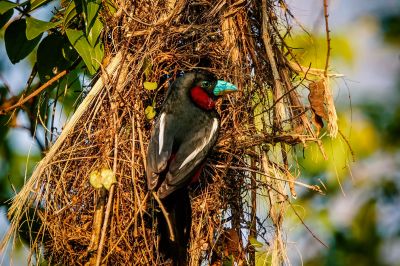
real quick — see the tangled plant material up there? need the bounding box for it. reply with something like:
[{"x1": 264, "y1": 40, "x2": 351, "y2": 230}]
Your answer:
[{"x1": 2, "y1": 0, "x2": 338, "y2": 265}]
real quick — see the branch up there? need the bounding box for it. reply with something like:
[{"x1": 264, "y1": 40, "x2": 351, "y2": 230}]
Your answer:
[
  {"x1": 152, "y1": 192, "x2": 175, "y2": 242},
  {"x1": 323, "y1": 0, "x2": 331, "y2": 76},
  {"x1": 0, "y1": 70, "x2": 68, "y2": 115},
  {"x1": 249, "y1": 153, "x2": 257, "y2": 266},
  {"x1": 260, "y1": 172, "x2": 329, "y2": 249},
  {"x1": 96, "y1": 109, "x2": 120, "y2": 266},
  {"x1": 261, "y1": 0, "x2": 286, "y2": 127}
]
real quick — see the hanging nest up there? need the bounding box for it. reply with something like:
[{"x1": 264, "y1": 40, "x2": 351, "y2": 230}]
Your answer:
[{"x1": 2, "y1": 0, "x2": 338, "y2": 265}]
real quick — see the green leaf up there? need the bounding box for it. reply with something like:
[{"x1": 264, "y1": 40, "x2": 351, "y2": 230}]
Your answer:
[
  {"x1": 37, "y1": 34, "x2": 72, "y2": 82},
  {"x1": 62, "y1": 38, "x2": 79, "y2": 62},
  {"x1": 0, "y1": 1, "x2": 18, "y2": 14},
  {"x1": 100, "y1": 168, "x2": 116, "y2": 190},
  {"x1": 89, "y1": 168, "x2": 116, "y2": 190},
  {"x1": 66, "y1": 28, "x2": 103, "y2": 74},
  {"x1": 58, "y1": 69, "x2": 82, "y2": 115},
  {"x1": 63, "y1": 0, "x2": 79, "y2": 27},
  {"x1": 143, "y1": 57, "x2": 152, "y2": 79},
  {"x1": 145, "y1": 105, "x2": 156, "y2": 120},
  {"x1": 29, "y1": 0, "x2": 53, "y2": 11},
  {"x1": 0, "y1": 8, "x2": 13, "y2": 29},
  {"x1": 83, "y1": 0, "x2": 101, "y2": 35},
  {"x1": 143, "y1": 81, "x2": 158, "y2": 91},
  {"x1": 222, "y1": 255, "x2": 234, "y2": 266},
  {"x1": 89, "y1": 170, "x2": 103, "y2": 189},
  {"x1": 248, "y1": 236, "x2": 264, "y2": 250},
  {"x1": 5, "y1": 19, "x2": 42, "y2": 64},
  {"x1": 87, "y1": 17, "x2": 103, "y2": 47},
  {"x1": 105, "y1": 0, "x2": 117, "y2": 14},
  {"x1": 26, "y1": 17, "x2": 61, "y2": 40}
]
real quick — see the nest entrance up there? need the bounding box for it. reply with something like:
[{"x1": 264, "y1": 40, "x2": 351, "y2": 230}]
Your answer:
[{"x1": 2, "y1": 0, "x2": 337, "y2": 265}]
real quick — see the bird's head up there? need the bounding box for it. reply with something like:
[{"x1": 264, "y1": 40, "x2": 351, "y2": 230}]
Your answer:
[
  {"x1": 192, "y1": 71, "x2": 237, "y2": 98},
  {"x1": 179, "y1": 70, "x2": 237, "y2": 110}
]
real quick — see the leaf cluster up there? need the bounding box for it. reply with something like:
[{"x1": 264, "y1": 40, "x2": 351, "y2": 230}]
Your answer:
[{"x1": 0, "y1": 0, "x2": 117, "y2": 76}]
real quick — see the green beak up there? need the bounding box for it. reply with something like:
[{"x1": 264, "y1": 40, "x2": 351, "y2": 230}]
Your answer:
[{"x1": 213, "y1": 80, "x2": 238, "y2": 96}]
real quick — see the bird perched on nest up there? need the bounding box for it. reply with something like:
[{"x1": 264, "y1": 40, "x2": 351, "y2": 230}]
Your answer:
[{"x1": 145, "y1": 71, "x2": 237, "y2": 265}]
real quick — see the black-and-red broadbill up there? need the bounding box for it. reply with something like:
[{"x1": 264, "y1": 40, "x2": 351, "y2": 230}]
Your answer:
[{"x1": 146, "y1": 71, "x2": 237, "y2": 265}]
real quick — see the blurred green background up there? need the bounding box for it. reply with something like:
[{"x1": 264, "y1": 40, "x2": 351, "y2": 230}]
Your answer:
[
  {"x1": 1, "y1": 0, "x2": 400, "y2": 265},
  {"x1": 284, "y1": 0, "x2": 400, "y2": 265}
]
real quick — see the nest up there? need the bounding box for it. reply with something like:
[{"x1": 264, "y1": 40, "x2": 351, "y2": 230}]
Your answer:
[{"x1": 2, "y1": 0, "x2": 338, "y2": 265}]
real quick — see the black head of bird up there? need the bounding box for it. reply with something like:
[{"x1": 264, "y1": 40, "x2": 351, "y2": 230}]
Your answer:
[
  {"x1": 192, "y1": 74, "x2": 236, "y2": 109},
  {"x1": 145, "y1": 70, "x2": 237, "y2": 265}
]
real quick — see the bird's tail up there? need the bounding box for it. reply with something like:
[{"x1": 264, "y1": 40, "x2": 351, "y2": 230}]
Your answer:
[{"x1": 158, "y1": 188, "x2": 192, "y2": 266}]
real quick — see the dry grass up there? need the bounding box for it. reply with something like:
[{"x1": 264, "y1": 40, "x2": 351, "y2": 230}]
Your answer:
[{"x1": 2, "y1": 0, "x2": 338, "y2": 265}]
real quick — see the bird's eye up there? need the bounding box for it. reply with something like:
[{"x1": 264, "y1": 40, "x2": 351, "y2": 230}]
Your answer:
[{"x1": 201, "y1": 81, "x2": 210, "y2": 88}]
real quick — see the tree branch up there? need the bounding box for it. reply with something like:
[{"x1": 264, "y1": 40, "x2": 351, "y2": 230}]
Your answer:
[
  {"x1": 323, "y1": 0, "x2": 331, "y2": 76},
  {"x1": 0, "y1": 70, "x2": 68, "y2": 115}
]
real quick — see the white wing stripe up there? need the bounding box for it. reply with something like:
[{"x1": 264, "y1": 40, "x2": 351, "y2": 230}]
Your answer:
[
  {"x1": 159, "y1": 113, "x2": 166, "y2": 154},
  {"x1": 179, "y1": 118, "x2": 218, "y2": 169}
]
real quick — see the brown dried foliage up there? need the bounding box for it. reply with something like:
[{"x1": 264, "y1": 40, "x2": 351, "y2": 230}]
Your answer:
[{"x1": 2, "y1": 0, "x2": 336, "y2": 265}]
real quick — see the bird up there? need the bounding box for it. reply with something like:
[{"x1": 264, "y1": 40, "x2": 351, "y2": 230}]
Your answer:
[{"x1": 145, "y1": 70, "x2": 237, "y2": 265}]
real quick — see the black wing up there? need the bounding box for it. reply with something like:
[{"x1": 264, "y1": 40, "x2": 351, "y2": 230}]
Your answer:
[
  {"x1": 146, "y1": 112, "x2": 174, "y2": 190},
  {"x1": 156, "y1": 117, "x2": 219, "y2": 198}
]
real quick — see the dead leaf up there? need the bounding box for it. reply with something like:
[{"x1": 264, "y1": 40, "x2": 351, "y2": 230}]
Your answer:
[
  {"x1": 311, "y1": 112, "x2": 324, "y2": 136},
  {"x1": 308, "y1": 80, "x2": 328, "y2": 135}
]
